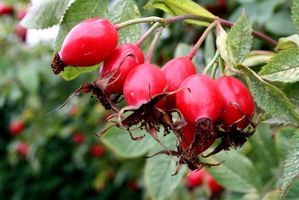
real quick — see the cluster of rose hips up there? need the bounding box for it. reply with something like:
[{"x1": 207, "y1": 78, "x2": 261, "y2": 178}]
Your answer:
[
  {"x1": 0, "y1": 2, "x2": 27, "y2": 42},
  {"x1": 52, "y1": 17, "x2": 255, "y2": 172}
]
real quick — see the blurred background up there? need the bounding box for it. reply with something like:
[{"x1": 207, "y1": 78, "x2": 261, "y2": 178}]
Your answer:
[{"x1": 0, "y1": 0, "x2": 297, "y2": 199}]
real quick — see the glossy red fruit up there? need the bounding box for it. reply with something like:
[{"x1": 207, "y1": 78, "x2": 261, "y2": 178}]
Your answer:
[
  {"x1": 17, "y1": 142, "x2": 29, "y2": 157},
  {"x1": 0, "y1": 3, "x2": 14, "y2": 16},
  {"x1": 90, "y1": 144, "x2": 105, "y2": 157},
  {"x1": 100, "y1": 44, "x2": 144, "y2": 94},
  {"x1": 217, "y1": 76, "x2": 254, "y2": 129},
  {"x1": 186, "y1": 169, "x2": 205, "y2": 188},
  {"x1": 162, "y1": 57, "x2": 196, "y2": 109},
  {"x1": 9, "y1": 119, "x2": 25, "y2": 135},
  {"x1": 72, "y1": 132, "x2": 85, "y2": 144},
  {"x1": 176, "y1": 74, "x2": 222, "y2": 123},
  {"x1": 123, "y1": 64, "x2": 167, "y2": 107},
  {"x1": 14, "y1": 24, "x2": 27, "y2": 42},
  {"x1": 59, "y1": 18, "x2": 118, "y2": 67},
  {"x1": 17, "y1": 9, "x2": 26, "y2": 21},
  {"x1": 205, "y1": 172, "x2": 223, "y2": 194}
]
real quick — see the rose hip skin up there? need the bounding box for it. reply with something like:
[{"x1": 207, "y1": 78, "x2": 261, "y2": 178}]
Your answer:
[
  {"x1": 60, "y1": 18, "x2": 118, "y2": 67},
  {"x1": 162, "y1": 57, "x2": 196, "y2": 109},
  {"x1": 123, "y1": 64, "x2": 167, "y2": 107},
  {"x1": 17, "y1": 9, "x2": 26, "y2": 21},
  {"x1": 72, "y1": 132, "x2": 85, "y2": 144},
  {"x1": 17, "y1": 142, "x2": 29, "y2": 157},
  {"x1": 9, "y1": 120, "x2": 25, "y2": 135},
  {"x1": 100, "y1": 44, "x2": 144, "y2": 94},
  {"x1": 186, "y1": 169, "x2": 205, "y2": 188},
  {"x1": 0, "y1": 3, "x2": 14, "y2": 16},
  {"x1": 205, "y1": 172, "x2": 223, "y2": 194},
  {"x1": 90, "y1": 144, "x2": 105, "y2": 157},
  {"x1": 217, "y1": 76, "x2": 254, "y2": 129},
  {"x1": 176, "y1": 74, "x2": 222, "y2": 123}
]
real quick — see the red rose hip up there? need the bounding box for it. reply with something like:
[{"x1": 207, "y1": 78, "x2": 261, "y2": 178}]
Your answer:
[
  {"x1": 52, "y1": 18, "x2": 118, "y2": 74},
  {"x1": 176, "y1": 74, "x2": 222, "y2": 123},
  {"x1": 186, "y1": 169, "x2": 205, "y2": 188},
  {"x1": 17, "y1": 142, "x2": 29, "y2": 157},
  {"x1": 205, "y1": 172, "x2": 223, "y2": 194},
  {"x1": 100, "y1": 44, "x2": 144, "y2": 94},
  {"x1": 0, "y1": 3, "x2": 14, "y2": 16},
  {"x1": 90, "y1": 144, "x2": 105, "y2": 157},
  {"x1": 9, "y1": 119, "x2": 25, "y2": 135},
  {"x1": 217, "y1": 76, "x2": 255, "y2": 129},
  {"x1": 123, "y1": 64, "x2": 167, "y2": 107},
  {"x1": 162, "y1": 57, "x2": 196, "y2": 109}
]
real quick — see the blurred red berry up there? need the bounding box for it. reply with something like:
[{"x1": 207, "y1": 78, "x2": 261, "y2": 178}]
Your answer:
[
  {"x1": 69, "y1": 105, "x2": 78, "y2": 117},
  {"x1": 14, "y1": 24, "x2": 27, "y2": 42},
  {"x1": 17, "y1": 9, "x2": 26, "y2": 21},
  {"x1": 9, "y1": 119, "x2": 25, "y2": 135},
  {"x1": 72, "y1": 132, "x2": 85, "y2": 144},
  {"x1": 186, "y1": 169, "x2": 205, "y2": 188},
  {"x1": 205, "y1": 172, "x2": 223, "y2": 194},
  {"x1": 17, "y1": 142, "x2": 29, "y2": 157},
  {"x1": 90, "y1": 144, "x2": 105, "y2": 157},
  {"x1": 0, "y1": 3, "x2": 14, "y2": 16},
  {"x1": 127, "y1": 180, "x2": 139, "y2": 191}
]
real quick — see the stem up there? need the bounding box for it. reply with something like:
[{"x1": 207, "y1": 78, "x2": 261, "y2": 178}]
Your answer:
[
  {"x1": 135, "y1": 22, "x2": 161, "y2": 47},
  {"x1": 219, "y1": 57, "x2": 225, "y2": 76},
  {"x1": 115, "y1": 15, "x2": 214, "y2": 30},
  {"x1": 202, "y1": 50, "x2": 220, "y2": 74},
  {"x1": 187, "y1": 20, "x2": 218, "y2": 60},
  {"x1": 210, "y1": 63, "x2": 218, "y2": 78},
  {"x1": 115, "y1": 15, "x2": 277, "y2": 46},
  {"x1": 218, "y1": 18, "x2": 278, "y2": 46},
  {"x1": 115, "y1": 17, "x2": 163, "y2": 30},
  {"x1": 145, "y1": 27, "x2": 163, "y2": 64}
]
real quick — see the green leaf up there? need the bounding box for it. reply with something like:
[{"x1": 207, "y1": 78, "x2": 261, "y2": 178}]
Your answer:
[
  {"x1": 21, "y1": 0, "x2": 72, "y2": 29},
  {"x1": 285, "y1": 179, "x2": 299, "y2": 200},
  {"x1": 145, "y1": 154, "x2": 187, "y2": 200},
  {"x1": 216, "y1": 24, "x2": 231, "y2": 66},
  {"x1": 259, "y1": 48, "x2": 299, "y2": 83},
  {"x1": 227, "y1": 14, "x2": 253, "y2": 66},
  {"x1": 101, "y1": 126, "x2": 156, "y2": 159},
  {"x1": 276, "y1": 127, "x2": 297, "y2": 160},
  {"x1": 262, "y1": 190, "x2": 280, "y2": 200},
  {"x1": 55, "y1": 0, "x2": 109, "y2": 50},
  {"x1": 145, "y1": 133, "x2": 187, "y2": 200},
  {"x1": 107, "y1": 0, "x2": 141, "y2": 44},
  {"x1": 144, "y1": 0, "x2": 215, "y2": 26},
  {"x1": 275, "y1": 34, "x2": 299, "y2": 51},
  {"x1": 206, "y1": 150, "x2": 263, "y2": 193},
  {"x1": 291, "y1": 0, "x2": 299, "y2": 32},
  {"x1": 279, "y1": 129, "x2": 299, "y2": 199},
  {"x1": 249, "y1": 124, "x2": 279, "y2": 182},
  {"x1": 60, "y1": 65, "x2": 99, "y2": 81},
  {"x1": 144, "y1": 133, "x2": 187, "y2": 200},
  {"x1": 242, "y1": 51, "x2": 275, "y2": 67},
  {"x1": 239, "y1": 65, "x2": 299, "y2": 126}
]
